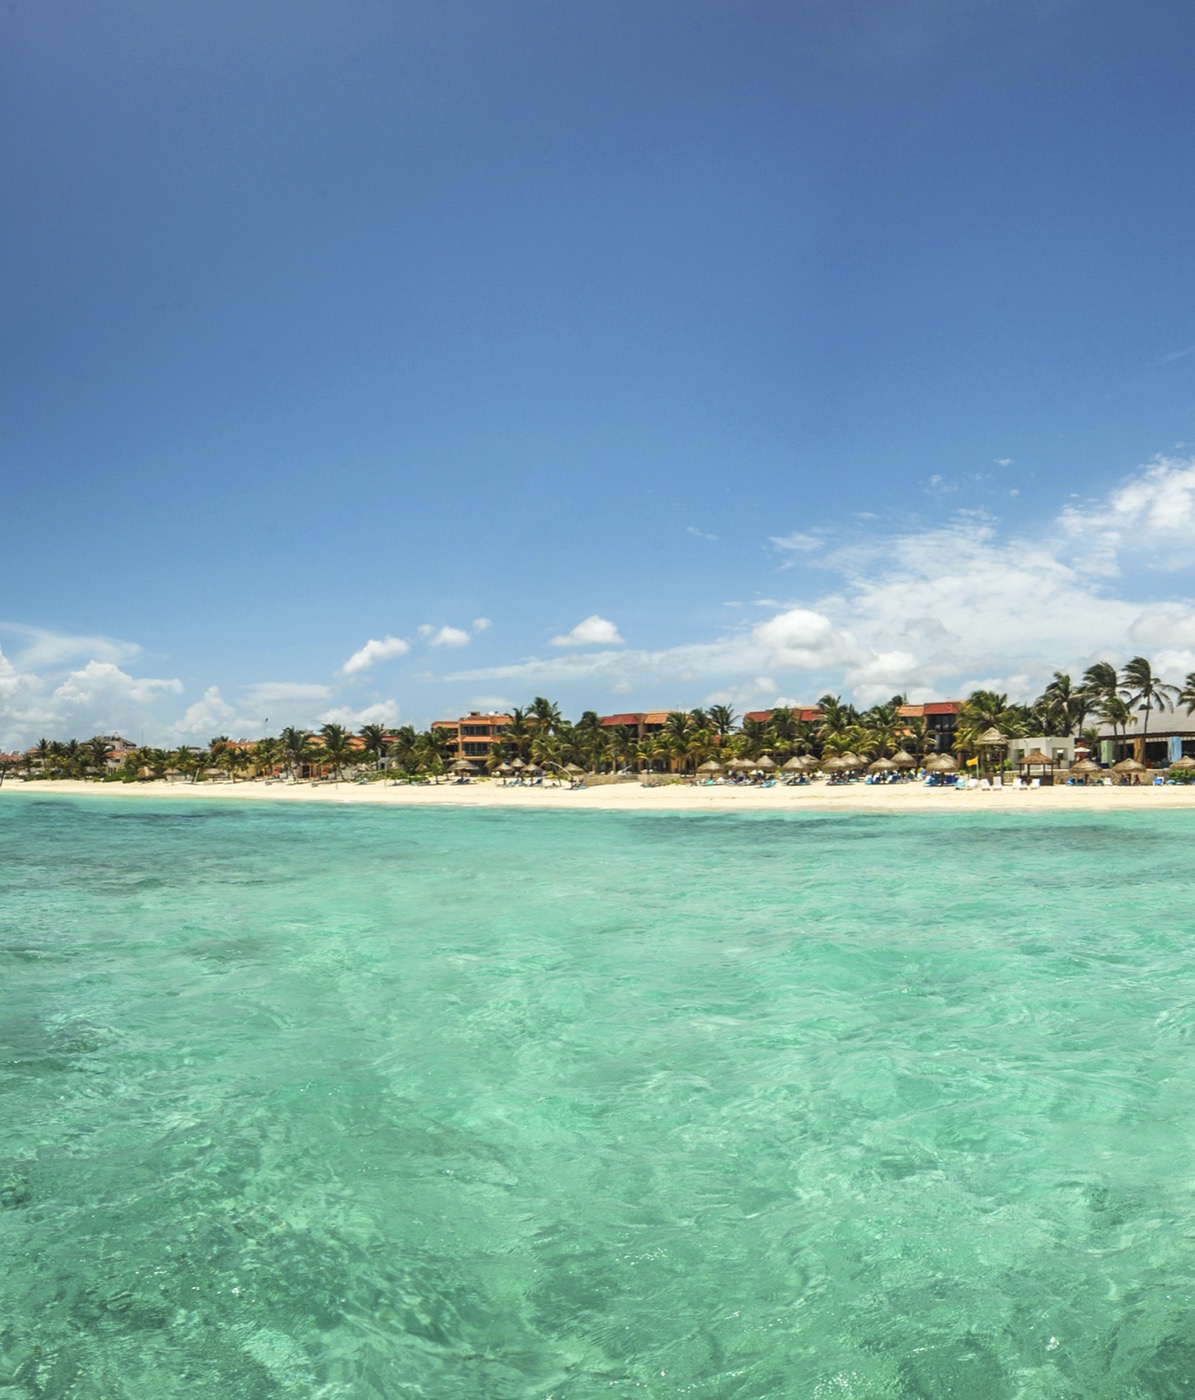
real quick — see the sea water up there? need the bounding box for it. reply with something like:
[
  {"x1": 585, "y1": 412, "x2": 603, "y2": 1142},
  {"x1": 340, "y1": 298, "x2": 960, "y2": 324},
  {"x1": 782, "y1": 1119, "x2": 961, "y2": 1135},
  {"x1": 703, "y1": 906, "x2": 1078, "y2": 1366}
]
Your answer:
[{"x1": 2, "y1": 796, "x2": 1195, "y2": 1399}]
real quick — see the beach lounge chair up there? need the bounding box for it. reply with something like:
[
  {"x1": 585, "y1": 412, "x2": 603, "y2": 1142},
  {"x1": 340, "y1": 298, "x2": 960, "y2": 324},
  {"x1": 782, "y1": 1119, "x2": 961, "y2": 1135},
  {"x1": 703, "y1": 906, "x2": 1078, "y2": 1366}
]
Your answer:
[{"x1": 1030, "y1": 778, "x2": 1041, "y2": 790}]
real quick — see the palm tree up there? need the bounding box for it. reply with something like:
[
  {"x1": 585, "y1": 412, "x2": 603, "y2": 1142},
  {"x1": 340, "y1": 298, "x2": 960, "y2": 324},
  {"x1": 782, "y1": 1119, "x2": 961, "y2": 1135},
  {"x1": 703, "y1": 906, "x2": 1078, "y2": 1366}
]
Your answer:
[
  {"x1": 607, "y1": 724, "x2": 638, "y2": 773},
  {"x1": 86, "y1": 736, "x2": 113, "y2": 779},
  {"x1": 319, "y1": 723, "x2": 354, "y2": 781},
  {"x1": 1097, "y1": 696, "x2": 1137, "y2": 761},
  {"x1": 737, "y1": 715, "x2": 771, "y2": 761},
  {"x1": 502, "y1": 708, "x2": 533, "y2": 761},
  {"x1": 661, "y1": 712, "x2": 694, "y2": 772},
  {"x1": 33, "y1": 737, "x2": 53, "y2": 777},
  {"x1": 1119, "y1": 656, "x2": 1179, "y2": 761},
  {"x1": 1037, "y1": 672, "x2": 1091, "y2": 738},
  {"x1": 280, "y1": 726, "x2": 312, "y2": 782},
  {"x1": 529, "y1": 697, "x2": 563, "y2": 735},
  {"x1": 816, "y1": 695, "x2": 858, "y2": 744},
  {"x1": 1082, "y1": 661, "x2": 1120, "y2": 706},
  {"x1": 1179, "y1": 671, "x2": 1195, "y2": 717},
  {"x1": 707, "y1": 704, "x2": 738, "y2": 741},
  {"x1": 387, "y1": 725, "x2": 418, "y2": 776},
  {"x1": 359, "y1": 723, "x2": 389, "y2": 772},
  {"x1": 572, "y1": 712, "x2": 606, "y2": 771}
]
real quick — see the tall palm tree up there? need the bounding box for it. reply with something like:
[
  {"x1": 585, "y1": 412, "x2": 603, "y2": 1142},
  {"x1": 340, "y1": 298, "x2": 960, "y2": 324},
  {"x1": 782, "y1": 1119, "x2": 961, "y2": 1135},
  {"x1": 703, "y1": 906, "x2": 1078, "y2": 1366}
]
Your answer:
[
  {"x1": 86, "y1": 736, "x2": 113, "y2": 779},
  {"x1": 607, "y1": 724, "x2": 638, "y2": 773},
  {"x1": 816, "y1": 695, "x2": 858, "y2": 744},
  {"x1": 1037, "y1": 672, "x2": 1091, "y2": 737},
  {"x1": 33, "y1": 737, "x2": 54, "y2": 776},
  {"x1": 1097, "y1": 696, "x2": 1137, "y2": 760},
  {"x1": 502, "y1": 708, "x2": 533, "y2": 761},
  {"x1": 359, "y1": 723, "x2": 389, "y2": 771},
  {"x1": 1081, "y1": 661, "x2": 1120, "y2": 721},
  {"x1": 1119, "y1": 656, "x2": 1179, "y2": 759},
  {"x1": 707, "y1": 704, "x2": 738, "y2": 741},
  {"x1": 319, "y1": 723, "x2": 354, "y2": 780},
  {"x1": 1179, "y1": 671, "x2": 1195, "y2": 717},
  {"x1": 661, "y1": 712, "x2": 693, "y2": 772},
  {"x1": 280, "y1": 726, "x2": 313, "y2": 782},
  {"x1": 737, "y1": 715, "x2": 771, "y2": 760},
  {"x1": 529, "y1": 697, "x2": 563, "y2": 734},
  {"x1": 388, "y1": 725, "x2": 418, "y2": 775}
]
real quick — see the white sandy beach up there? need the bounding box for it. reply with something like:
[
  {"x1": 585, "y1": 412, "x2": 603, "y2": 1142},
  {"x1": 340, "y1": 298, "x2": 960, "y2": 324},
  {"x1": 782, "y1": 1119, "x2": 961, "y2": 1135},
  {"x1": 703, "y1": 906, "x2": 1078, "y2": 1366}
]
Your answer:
[{"x1": 4, "y1": 776, "x2": 1195, "y2": 813}]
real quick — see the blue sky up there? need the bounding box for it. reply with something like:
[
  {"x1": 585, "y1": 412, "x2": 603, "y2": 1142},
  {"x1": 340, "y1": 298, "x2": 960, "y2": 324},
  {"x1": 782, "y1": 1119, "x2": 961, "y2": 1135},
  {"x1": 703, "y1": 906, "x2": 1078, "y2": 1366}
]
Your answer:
[{"x1": 5, "y1": 0, "x2": 1195, "y2": 746}]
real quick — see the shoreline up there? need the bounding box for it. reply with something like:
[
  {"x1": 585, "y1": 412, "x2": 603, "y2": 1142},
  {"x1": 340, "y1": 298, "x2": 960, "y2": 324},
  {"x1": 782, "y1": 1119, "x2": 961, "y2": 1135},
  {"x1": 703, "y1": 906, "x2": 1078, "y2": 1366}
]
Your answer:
[{"x1": 4, "y1": 776, "x2": 1195, "y2": 814}]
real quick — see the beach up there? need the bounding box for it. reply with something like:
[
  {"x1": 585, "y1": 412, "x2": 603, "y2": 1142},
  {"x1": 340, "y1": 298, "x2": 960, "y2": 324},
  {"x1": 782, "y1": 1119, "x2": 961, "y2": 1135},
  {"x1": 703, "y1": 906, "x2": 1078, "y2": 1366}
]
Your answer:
[{"x1": 4, "y1": 773, "x2": 1195, "y2": 812}]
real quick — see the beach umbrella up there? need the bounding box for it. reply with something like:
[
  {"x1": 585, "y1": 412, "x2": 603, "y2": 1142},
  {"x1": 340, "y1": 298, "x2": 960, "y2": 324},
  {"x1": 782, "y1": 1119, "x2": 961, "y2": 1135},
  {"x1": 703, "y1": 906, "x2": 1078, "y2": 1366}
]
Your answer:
[
  {"x1": 451, "y1": 758, "x2": 478, "y2": 773},
  {"x1": 839, "y1": 752, "x2": 865, "y2": 770},
  {"x1": 564, "y1": 762, "x2": 585, "y2": 774},
  {"x1": 510, "y1": 758, "x2": 526, "y2": 770},
  {"x1": 496, "y1": 762, "x2": 513, "y2": 775},
  {"x1": 797, "y1": 753, "x2": 821, "y2": 771},
  {"x1": 924, "y1": 754, "x2": 958, "y2": 773},
  {"x1": 525, "y1": 763, "x2": 543, "y2": 775},
  {"x1": 697, "y1": 759, "x2": 724, "y2": 774},
  {"x1": 726, "y1": 757, "x2": 754, "y2": 772},
  {"x1": 1017, "y1": 750, "x2": 1056, "y2": 767},
  {"x1": 868, "y1": 756, "x2": 897, "y2": 773},
  {"x1": 1112, "y1": 757, "x2": 1147, "y2": 774},
  {"x1": 1169, "y1": 755, "x2": 1195, "y2": 771},
  {"x1": 755, "y1": 755, "x2": 777, "y2": 771},
  {"x1": 976, "y1": 727, "x2": 1008, "y2": 746},
  {"x1": 1068, "y1": 758, "x2": 1101, "y2": 784},
  {"x1": 821, "y1": 755, "x2": 845, "y2": 773},
  {"x1": 891, "y1": 749, "x2": 917, "y2": 768},
  {"x1": 781, "y1": 756, "x2": 804, "y2": 772}
]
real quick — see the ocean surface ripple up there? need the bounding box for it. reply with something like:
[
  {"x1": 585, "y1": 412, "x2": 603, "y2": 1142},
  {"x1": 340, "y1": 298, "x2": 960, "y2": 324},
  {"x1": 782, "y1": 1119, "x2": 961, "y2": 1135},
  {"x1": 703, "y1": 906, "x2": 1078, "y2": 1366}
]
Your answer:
[{"x1": 2, "y1": 798, "x2": 1194, "y2": 1398}]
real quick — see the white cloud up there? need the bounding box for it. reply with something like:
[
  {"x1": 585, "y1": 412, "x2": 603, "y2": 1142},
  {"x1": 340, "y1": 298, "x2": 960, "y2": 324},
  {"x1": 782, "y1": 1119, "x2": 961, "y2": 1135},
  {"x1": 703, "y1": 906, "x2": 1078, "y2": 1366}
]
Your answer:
[
  {"x1": 428, "y1": 626, "x2": 471, "y2": 648},
  {"x1": 551, "y1": 615, "x2": 625, "y2": 648},
  {"x1": 445, "y1": 455, "x2": 1195, "y2": 708},
  {"x1": 751, "y1": 608, "x2": 854, "y2": 670},
  {"x1": 769, "y1": 532, "x2": 822, "y2": 560},
  {"x1": 163, "y1": 686, "x2": 241, "y2": 744},
  {"x1": 245, "y1": 681, "x2": 334, "y2": 707},
  {"x1": 0, "y1": 624, "x2": 142, "y2": 671},
  {"x1": 340, "y1": 636, "x2": 411, "y2": 675},
  {"x1": 1059, "y1": 454, "x2": 1195, "y2": 571},
  {"x1": 472, "y1": 617, "x2": 492, "y2": 633},
  {"x1": 316, "y1": 700, "x2": 402, "y2": 728},
  {"x1": 687, "y1": 526, "x2": 718, "y2": 541}
]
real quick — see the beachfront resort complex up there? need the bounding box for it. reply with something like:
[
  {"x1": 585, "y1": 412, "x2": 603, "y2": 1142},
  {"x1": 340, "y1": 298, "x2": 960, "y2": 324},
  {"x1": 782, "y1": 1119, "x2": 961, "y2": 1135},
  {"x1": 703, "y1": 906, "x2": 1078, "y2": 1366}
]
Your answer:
[{"x1": 8, "y1": 657, "x2": 1195, "y2": 785}]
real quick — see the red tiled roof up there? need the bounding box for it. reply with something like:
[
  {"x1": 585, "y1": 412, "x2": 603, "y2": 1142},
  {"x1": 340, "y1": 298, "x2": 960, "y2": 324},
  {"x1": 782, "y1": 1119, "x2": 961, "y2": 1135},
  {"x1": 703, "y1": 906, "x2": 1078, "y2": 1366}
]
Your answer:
[
  {"x1": 744, "y1": 706, "x2": 822, "y2": 724},
  {"x1": 922, "y1": 701, "x2": 962, "y2": 716},
  {"x1": 599, "y1": 713, "x2": 643, "y2": 727}
]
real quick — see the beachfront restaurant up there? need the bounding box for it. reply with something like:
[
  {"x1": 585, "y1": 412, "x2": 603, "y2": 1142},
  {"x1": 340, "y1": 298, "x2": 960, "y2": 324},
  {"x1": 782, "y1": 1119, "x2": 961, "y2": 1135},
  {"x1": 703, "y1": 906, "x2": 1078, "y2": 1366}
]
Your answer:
[{"x1": 1095, "y1": 714, "x2": 1195, "y2": 769}]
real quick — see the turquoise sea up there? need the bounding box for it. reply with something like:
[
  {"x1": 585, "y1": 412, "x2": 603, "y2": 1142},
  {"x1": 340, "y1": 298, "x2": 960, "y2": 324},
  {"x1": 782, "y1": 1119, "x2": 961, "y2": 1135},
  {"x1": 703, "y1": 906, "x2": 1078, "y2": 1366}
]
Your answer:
[{"x1": 3, "y1": 796, "x2": 1195, "y2": 1398}]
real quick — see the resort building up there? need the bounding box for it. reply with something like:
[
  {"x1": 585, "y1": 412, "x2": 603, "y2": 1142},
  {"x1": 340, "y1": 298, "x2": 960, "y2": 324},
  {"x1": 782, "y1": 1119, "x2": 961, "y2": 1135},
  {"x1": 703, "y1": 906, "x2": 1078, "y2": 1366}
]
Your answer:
[
  {"x1": 597, "y1": 711, "x2": 692, "y2": 739},
  {"x1": 1094, "y1": 715, "x2": 1195, "y2": 768},
  {"x1": 896, "y1": 701, "x2": 963, "y2": 751},
  {"x1": 431, "y1": 712, "x2": 511, "y2": 764},
  {"x1": 743, "y1": 707, "x2": 823, "y2": 726}
]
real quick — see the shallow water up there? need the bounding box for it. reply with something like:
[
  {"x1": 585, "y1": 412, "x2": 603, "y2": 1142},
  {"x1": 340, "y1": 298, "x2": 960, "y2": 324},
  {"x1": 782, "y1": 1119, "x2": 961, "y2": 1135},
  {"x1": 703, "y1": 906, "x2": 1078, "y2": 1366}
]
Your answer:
[{"x1": 2, "y1": 796, "x2": 1195, "y2": 1397}]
